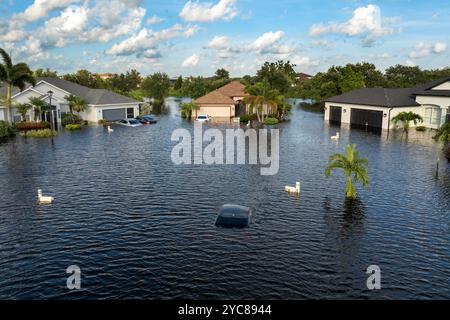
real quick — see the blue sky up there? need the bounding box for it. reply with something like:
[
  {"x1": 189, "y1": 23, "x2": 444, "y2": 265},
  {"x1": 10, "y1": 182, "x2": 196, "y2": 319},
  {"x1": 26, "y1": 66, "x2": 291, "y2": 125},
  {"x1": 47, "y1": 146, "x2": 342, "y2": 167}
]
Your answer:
[{"x1": 0, "y1": 0, "x2": 449, "y2": 77}]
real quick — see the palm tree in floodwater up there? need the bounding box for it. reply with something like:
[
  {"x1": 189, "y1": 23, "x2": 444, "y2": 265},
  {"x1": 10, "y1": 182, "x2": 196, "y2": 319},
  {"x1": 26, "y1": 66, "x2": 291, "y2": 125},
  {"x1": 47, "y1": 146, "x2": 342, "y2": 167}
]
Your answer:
[
  {"x1": 325, "y1": 144, "x2": 369, "y2": 200},
  {"x1": 0, "y1": 48, "x2": 35, "y2": 122},
  {"x1": 392, "y1": 111, "x2": 423, "y2": 132}
]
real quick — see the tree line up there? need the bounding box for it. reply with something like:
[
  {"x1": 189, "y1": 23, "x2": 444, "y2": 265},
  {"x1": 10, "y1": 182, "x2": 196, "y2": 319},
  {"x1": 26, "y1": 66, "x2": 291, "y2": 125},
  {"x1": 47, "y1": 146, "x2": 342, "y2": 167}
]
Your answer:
[{"x1": 295, "y1": 63, "x2": 450, "y2": 102}]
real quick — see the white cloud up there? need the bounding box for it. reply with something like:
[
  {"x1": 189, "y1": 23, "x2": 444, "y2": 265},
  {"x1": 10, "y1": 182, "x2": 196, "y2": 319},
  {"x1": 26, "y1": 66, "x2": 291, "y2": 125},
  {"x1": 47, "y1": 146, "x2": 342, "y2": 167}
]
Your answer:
[
  {"x1": 291, "y1": 56, "x2": 320, "y2": 68},
  {"x1": 434, "y1": 42, "x2": 447, "y2": 54},
  {"x1": 405, "y1": 59, "x2": 417, "y2": 67},
  {"x1": 206, "y1": 35, "x2": 230, "y2": 49},
  {"x1": 180, "y1": 0, "x2": 238, "y2": 23},
  {"x1": 309, "y1": 5, "x2": 394, "y2": 46},
  {"x1": 182, "y1": 53, "x2": 200, "y2": 67},
  {"x1": 184, "y1": 25, "x2": 200, "y2": 38},
  {"x1": 249, "y1": 31, "x2": 294, "y2": 56},
  {"x1": 251, "y1": 31, "x2": 284, "y2": 51},
  {"x1": 409, "y1": 42, "x2": 447, "y2": 59},
  {"x1": 147, "y1": 15, "x2": 164, "y2": 25},
  {"x1": 107, "y1": 25, "x2": 183, "y2": 57},
  {"x1": 18, "y1": 0, "x2": 82, "y2": 22},
  {"x1": 31, "y1": 2, "x2": 146, "y2": 50}
]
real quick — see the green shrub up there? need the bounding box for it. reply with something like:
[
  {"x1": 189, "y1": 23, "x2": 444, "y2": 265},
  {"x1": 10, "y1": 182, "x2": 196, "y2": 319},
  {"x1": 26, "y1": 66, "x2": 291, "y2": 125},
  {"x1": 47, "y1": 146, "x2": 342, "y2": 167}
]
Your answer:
[
  {"x1": 264, "y1": 117, "x2": 279, "y2": 125},
  {"x1": 415, "y1": 126, "x2": 426, "y2": 132},
  {"x1": 15, "y1": 121, "x2": 50, "y2": 131},
  {"x1": 21, "y1": 129, "x2": 57, "y2": 138},
  {"x1": 239, "y1": 114, "x2": 257, "y2": 122},
  {"x1": 0, "y1": 120, "x2": 16, "y2": 139},
  {"x1": 65, "y1": 124, "x2": 81, "y2": 131},
  {"x1": 61, "y1": 113, "x2": 82, "y2": 126}
]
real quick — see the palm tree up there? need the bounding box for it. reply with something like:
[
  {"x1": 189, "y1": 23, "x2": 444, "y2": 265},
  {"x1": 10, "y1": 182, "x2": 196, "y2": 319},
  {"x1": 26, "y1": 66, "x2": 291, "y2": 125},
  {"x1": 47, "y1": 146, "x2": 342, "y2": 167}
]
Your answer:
[
  {"x1": 65, "y1": 94, "x2": 87, "y2": 114},
  {"x1": 15, "y1": 103, "x2": 32, "y2": 122},
  {"x1": 180, "y1": 102, "x2": 199, "y2": 119},
  {"x1": 28, "y1": 97, "x2": 48, "y2": 122},
  {"x1": 0, "y1": 48, "x2": 35, "y2": 122},
  {"x1": 325, "y1": 144, "x2": 369, "y2": 200},
  {"x1": 245, "y1": 79, "x2": 280, "y2": 122},
  {"x1": 392, "y1": 111, "x2": 423, "y2": 132}
]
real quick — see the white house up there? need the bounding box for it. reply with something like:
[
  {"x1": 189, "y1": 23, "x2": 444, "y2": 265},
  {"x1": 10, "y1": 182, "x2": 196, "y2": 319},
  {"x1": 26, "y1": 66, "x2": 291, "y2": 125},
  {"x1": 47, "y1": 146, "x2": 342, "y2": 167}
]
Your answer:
[
  {"x1": 0, "y1": 77, "x2": 141, "y2": 125},
  {"x1": 323, "y1": 77, "x2": 450, "y2": 131}
]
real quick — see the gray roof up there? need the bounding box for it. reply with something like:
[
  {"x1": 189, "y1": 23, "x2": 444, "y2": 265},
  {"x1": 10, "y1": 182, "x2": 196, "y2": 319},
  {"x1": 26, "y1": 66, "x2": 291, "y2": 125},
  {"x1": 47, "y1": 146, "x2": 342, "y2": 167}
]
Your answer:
[
  {"x1": 325, "y1": 88, "x2": 420, "y2": 108},
  {"x1": 324, "y1": 76, "x2": 450, "y2": 107},
  {"x1": 412, "y1": 76, "x2": 450, "y2": 97},
  {"x1": 1, "y1": 77, "x2": 139, "y2": 105}
]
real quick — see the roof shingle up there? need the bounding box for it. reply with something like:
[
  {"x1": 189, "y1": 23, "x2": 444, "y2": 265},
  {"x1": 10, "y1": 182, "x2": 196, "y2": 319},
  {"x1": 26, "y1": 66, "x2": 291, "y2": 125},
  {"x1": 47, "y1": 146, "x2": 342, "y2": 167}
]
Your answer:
[{"x1": 193, "y1": 90, "x2": 236, "y2": 104}]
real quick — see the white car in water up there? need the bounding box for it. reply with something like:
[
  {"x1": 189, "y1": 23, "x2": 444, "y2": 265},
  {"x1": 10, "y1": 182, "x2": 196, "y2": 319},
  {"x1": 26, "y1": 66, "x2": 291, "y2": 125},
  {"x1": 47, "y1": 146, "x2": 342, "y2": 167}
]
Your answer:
[
  {"x1": 195, "y1": 115, "x2": 210, "y2": 122},
  {"x1": 118, "y1": 118, "x2": 143, "y2": 127}
]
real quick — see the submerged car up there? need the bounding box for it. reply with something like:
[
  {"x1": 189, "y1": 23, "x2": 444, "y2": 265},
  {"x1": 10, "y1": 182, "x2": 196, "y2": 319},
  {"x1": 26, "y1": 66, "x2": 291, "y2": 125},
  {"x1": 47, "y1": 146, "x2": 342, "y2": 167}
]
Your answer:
[
  {"x1": 118, "y1": 119, "x2": 143, "y2": 127},
  {"x1": 215, "y1": 204, "x2": 254, "y2": 228},
  {"x1": 195, "y1": 115, "x2": 210, "y2": 122},
  {"x1": 136, "y1": 115, "x2": 158, "y2": 124}
]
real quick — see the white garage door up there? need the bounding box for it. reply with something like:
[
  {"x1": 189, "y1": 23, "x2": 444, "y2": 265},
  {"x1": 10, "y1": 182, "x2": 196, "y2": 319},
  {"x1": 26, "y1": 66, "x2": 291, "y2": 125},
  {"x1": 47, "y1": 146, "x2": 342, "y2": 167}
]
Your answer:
[
  {"x1": 103, "y1": 109, "x2": 126, "y2": 121},
  {"x1": 199, "y1": 106, "x2": 232, "y2": 117}
]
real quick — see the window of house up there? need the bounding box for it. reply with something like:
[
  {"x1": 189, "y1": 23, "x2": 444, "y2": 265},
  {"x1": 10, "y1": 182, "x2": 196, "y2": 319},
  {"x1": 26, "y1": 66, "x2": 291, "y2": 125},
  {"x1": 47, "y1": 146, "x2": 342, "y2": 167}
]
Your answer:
[{"x1": 424, "y1": 107, "x2": 441, "y2": 126}]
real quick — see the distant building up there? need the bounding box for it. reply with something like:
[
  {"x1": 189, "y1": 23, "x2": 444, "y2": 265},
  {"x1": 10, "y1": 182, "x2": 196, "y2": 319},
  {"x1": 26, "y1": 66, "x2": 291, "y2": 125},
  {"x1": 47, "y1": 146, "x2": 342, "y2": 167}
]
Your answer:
[
  {"x1": 193, "y1": 81, "x2": 250, "y2": 118},
  {"x1": 324, "y1": 77, "x2": 450, "y2": 131},
  {"x1": 295, "y1": 72, "x2": 313, "y2": 82},
  {"x1": 0, "y1": 77, "x2": 140, "y2": 124},
  {"x1": 98, "y1": 73, "x2": 116, "y2": 80}
]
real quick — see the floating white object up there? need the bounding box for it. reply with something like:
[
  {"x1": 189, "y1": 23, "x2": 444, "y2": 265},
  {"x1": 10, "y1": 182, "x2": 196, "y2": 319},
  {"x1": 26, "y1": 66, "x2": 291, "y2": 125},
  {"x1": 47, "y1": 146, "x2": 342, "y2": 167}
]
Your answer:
[
  {"x1": 331, "y1": 132, "x2": 340, "y2": 140},
  {"x1": 247, "y1": 121, "x2": 251, "y2": 127},
  {"x1": 37, "y1": 189, "x2": 54, "y2": 204},
  {"x1": 284, "y1": 182, "x2": 300, "y2": 194},
  {"x1": 107, "y1": 126, "x2": 114, "y2": 132}
]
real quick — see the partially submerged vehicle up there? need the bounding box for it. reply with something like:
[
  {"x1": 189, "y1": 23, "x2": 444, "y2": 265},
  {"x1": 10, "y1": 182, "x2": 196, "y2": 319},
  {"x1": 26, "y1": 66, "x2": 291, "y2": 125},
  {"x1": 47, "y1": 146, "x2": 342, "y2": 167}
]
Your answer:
[{"x1": 215, "y1": 204, "x2": 253, "y2": 228}]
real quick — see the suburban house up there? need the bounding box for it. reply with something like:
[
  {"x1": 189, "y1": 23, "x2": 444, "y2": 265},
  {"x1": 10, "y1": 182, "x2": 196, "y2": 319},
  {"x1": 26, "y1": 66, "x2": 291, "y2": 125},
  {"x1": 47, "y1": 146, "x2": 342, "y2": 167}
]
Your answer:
[
  {"x1": 193, "y1": 81, "x2": 250, "y2": 118},
  {"x1": 0, "y1": 77, "x2": 141, "y2": 125},
  {"x1": 324, "y1": 77, "x2": 450, "y2": 131},
  {"x1": 296, "y1": 72, "x2": 313, "y2": 82}
]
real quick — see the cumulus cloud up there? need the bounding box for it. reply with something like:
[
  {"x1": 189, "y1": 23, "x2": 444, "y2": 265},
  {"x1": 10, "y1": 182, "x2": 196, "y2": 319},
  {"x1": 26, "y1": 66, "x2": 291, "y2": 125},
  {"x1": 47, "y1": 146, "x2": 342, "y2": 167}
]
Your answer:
[
  {"x1": 107, "y1": 25, "x2": 184, "y2": 57},
  {"x1": 309, "y1": 4, "x2": 394, "y2": 46},
  {"x1": 180, "y1": 0, "x2": 238, "y2": 22},
  {"x1": 31, "y1": 1, "x2": 146, "y2": 50},
  {"x1": 250, "y1": 31, "x2": 294, "y2": 56},
  {"x1": 18, "y1": 0, "x2": 82, "y2": 22},
  {"x1": 147, "y1": 15, "x2": 165, "y2": 25},
  {"x1": 291, "y1": 55, "x2": 320, "y2": 68},
  {"x1": 182, "y1": 53, "x2": 200, "y2": 67},
  {"x1": 205, "y1": 35, "x2": 230, "y2": 49},
  {"x1": 184, "y1": 25, "x2": 200, "y2": 38},
  {"x1": 409, "y1": 42, "x2": 447, "y2": 59}
]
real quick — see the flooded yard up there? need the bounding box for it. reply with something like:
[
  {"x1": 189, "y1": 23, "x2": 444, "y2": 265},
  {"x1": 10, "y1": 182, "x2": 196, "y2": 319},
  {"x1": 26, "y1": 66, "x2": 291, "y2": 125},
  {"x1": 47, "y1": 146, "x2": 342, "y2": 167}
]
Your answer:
[{"x1": 0, "y1": 100, "x2": 449, "y2": 299}]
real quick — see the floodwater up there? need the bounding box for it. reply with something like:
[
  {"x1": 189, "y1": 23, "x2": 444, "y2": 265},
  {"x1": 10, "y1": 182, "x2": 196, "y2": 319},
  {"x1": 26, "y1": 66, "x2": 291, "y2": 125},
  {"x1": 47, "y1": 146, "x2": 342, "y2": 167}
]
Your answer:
[{"x1": 0, "y1": 98, "x2": 448, "y2": 299}]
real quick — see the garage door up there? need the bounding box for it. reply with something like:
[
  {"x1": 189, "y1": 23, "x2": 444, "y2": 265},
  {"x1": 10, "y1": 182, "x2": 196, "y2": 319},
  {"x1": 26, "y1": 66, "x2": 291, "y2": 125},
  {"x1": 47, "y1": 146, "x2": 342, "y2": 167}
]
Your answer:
[
  {"x1": 350, "y1": 108, "x2": 383, "y2": 132},
  {"x1": 329, "y1": 106, "x2": 342, "y2": 123},
  {"x1": 103, "y1": 109, "x2": 126, "y2": 121},
  {"x1": 199, "y1": 106, "x2": 232, "y2": 117}
]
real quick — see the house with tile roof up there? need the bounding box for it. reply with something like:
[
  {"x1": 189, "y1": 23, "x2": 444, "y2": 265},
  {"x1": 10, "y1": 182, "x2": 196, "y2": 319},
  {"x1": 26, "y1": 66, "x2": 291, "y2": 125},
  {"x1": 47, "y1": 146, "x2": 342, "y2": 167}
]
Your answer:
[
  {"x1": 323, "y1": 77, "x2": 450, "y2": 131},
  {"x1": 0, "y1": 77, "x2": 141, "y2": 125},
  {"x1": 193, "y1": 80, "x2": 251, "y2": 119}
]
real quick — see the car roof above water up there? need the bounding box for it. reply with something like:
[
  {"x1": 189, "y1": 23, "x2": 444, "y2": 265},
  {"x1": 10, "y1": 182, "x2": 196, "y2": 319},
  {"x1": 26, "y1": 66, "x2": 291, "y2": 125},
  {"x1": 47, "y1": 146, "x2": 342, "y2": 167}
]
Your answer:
[{"x1": 215, "y1": 204, "x2": 253, "y2": 228}]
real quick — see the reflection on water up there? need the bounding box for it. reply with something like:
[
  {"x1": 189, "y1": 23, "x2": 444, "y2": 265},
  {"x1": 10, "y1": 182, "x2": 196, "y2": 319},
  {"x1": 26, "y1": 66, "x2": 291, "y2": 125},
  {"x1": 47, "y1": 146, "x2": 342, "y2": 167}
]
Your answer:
[{"x1": 0, "y1": 100, "x2": 449, "y2": 299}]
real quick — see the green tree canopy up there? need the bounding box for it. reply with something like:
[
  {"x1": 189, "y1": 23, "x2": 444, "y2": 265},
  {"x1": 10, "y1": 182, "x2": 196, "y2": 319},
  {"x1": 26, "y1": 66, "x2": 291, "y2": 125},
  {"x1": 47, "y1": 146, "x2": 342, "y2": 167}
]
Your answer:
[
  {"x1": 215, "y1": 68, "x2": 230, "y2": 80},
  {"x1": 255, "y1": 60, "x2": 297, "y2": 94},
  {"x1": 63, "y1": 70, "x2": 105, "y2": 89}
]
